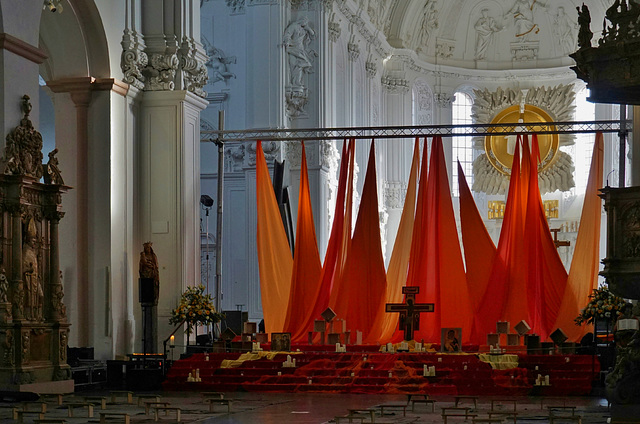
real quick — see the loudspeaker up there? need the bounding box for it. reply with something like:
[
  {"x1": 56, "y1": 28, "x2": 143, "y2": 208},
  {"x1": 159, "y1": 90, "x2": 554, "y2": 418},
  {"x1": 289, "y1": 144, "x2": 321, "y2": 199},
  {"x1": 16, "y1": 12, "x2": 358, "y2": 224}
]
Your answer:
[
  {"x1": 139, "y1": 278, "x2": 155, "y2": 304},
  {"x1": 222, "y1": 310, "x2": 248, "y2": 336}
]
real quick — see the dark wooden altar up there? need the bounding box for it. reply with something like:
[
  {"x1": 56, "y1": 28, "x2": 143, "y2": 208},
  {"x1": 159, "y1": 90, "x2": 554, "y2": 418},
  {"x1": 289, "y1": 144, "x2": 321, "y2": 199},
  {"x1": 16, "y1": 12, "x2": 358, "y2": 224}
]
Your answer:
[{"x1": 0, "y1": 95, "x2": 72, "y2": 392}]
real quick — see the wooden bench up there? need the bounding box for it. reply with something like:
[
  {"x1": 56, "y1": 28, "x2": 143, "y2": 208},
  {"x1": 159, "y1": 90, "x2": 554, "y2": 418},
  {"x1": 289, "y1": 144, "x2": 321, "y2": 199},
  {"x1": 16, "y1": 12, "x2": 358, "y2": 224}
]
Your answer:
[
  {"x1": 442, "y1": 407, "x2": 478, "y2": 424},
  {"x1": 152, "y1": 406, "x2": 181, "y2": 422},
  {"x1": 145, "y1": 401, "x2": 171, "y2": 415},
  {"x1": 490, "y1": 399, "x2": 517, "y2": 412},
  {"x1": 66, "y1": 402, "x2": 94, "y2": 418},
  {"x1": 488, "y1": 411, "x2": 518, "y2": 424},
  {"x1": 99, "y1": 412, "x2": 130, "y2": 424},
  {"x1": 376, "y1": 403, "x2": 407, "y2": 417},
  {"x1": 334, "y1": 415, "x2": 366, "y2": 424},
  {"x1": 19, "y1": 401, "x2": 47, "y2": 413},
  {"x1": 473, "y1": 417, "x2": 505, "y2": 424},
  {"x1": 39, "y1": 393, "x2": 65, "y2": 406},
  {"x1": 110, "y1": 391, "x2": 134, "y2": 404},
  {"x1": 13, "y1": 409, "x2": 45, "y2": 423},
  {"x1": 549, "y1": 415, "x2": 582, "y2": 424},
  {"x1": 410, "y1": 398, "x2": 435, "y2": 412},
  {"x1": 201, "y1": 391, "x2": 225, "y2": 400},
  {"x1": 455, "y1": 395, "x2": 479, "y2": 408},
  {"x1": 347, "y1": 408, "x2": 377, "y2": 423},
  {"x1": 137, "y1": 394, "x2": 162, "y2": 407},
  {"x1": 84, "y1": 395, "x2": 107, "y2": 409},
  {"x1": 548, "y1": 406, "x2": 577, "y2": 416},
  {"x1": 406, "y1": 393, "x2": 429, "y2": 404},
  {"x1": 205, "y1": 398, "x2": 232, "y2": 413}
]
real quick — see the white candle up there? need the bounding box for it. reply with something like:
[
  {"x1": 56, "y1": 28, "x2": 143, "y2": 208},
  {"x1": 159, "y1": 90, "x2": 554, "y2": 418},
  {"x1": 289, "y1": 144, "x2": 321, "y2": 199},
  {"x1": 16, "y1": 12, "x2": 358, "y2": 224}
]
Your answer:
[
  {"x1": 170, "y1": 335, "x2": 175, "y2": 347},
  {"x1": 277, "y1": 371, "x2": 281, "y2": 376},
  {"x1": 438, "y1": 357, "x2": 442, "y2": 363},
  {"x1": 308, "y1": 379, "x2": 312, "y2": 385},
  {"x1": 336, "y1": 343, "x2": 340, "y2": 352},
  {"x1": 293, "y1": 358, "x2": 296, "y2": 367},
  {"x1": 350, "y1": 372, "x2": 355, "y2": 377},
  {"x1": 388, "y1": 372, "x2": 392, "y2": 378},
  {"x1": 423, "y1": 365, "x2": 428, "y2": 376},
  {"x1": 535, "y1": 366, "x2": 538, "y2": 371},
  {"x1": 463, "y1": 365, "x2": 467, "y2": 370},
  {"x1": 545, "y1": 375, "x2": 550, "y2": 385}
]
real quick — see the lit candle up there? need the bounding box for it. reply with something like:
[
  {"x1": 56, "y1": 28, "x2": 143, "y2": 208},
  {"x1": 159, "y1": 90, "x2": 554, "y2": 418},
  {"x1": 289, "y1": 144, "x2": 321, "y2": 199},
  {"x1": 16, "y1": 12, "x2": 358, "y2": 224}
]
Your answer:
[{"x1": 170, "y1": 335, "x2": 175, "y2": 347}]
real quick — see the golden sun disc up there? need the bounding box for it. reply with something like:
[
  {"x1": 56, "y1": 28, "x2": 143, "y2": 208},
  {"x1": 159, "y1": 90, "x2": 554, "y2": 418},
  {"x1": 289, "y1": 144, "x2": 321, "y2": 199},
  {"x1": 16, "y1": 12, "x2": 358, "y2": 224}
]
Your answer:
[{"x1": 484, "y1": 104, "x2": 559, "y2": 175}]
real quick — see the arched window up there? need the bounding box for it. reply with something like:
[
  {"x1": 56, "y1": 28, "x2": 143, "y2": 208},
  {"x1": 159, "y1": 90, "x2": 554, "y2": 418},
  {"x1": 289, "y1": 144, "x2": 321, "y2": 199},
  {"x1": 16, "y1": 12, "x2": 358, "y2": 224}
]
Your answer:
[{"x1": 452, "y1": 91, "x2": 474, "y2": 196}]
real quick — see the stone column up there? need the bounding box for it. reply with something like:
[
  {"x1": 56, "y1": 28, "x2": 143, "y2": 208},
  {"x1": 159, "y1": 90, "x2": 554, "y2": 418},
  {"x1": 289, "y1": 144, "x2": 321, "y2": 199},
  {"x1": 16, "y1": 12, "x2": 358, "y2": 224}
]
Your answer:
[{"x1": 46, "y1": 211, "x2": 65, "y2": 322}]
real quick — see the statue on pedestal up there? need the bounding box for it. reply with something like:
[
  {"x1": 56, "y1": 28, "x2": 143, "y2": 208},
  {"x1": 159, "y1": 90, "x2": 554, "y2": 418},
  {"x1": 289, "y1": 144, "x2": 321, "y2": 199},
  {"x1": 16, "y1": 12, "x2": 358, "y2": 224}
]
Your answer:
[{"x1": 139, "y1": 241, "x2": 159, "y2": 303}]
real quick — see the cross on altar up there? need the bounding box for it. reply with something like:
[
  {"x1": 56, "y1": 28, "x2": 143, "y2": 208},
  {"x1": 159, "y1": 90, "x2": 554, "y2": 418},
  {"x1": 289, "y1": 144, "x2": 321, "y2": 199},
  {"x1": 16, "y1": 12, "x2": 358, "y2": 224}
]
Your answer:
[
  {"x1": 550, "y1": 228, "x2": 570, "y2": 249},
  {"x1": 385, "y1": 286, "x2": 434, "y2": 341}
]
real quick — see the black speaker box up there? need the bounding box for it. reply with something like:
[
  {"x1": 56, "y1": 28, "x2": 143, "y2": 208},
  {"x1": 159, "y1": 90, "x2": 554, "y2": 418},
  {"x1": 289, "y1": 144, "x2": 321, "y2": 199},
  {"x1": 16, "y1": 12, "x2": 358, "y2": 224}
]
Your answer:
[
  {"x1": 222, "y1": 310, "x2": 248, "y2": 336},
  {"x1": 139, "y1": 278, "x2": 155, "y2": 304}
]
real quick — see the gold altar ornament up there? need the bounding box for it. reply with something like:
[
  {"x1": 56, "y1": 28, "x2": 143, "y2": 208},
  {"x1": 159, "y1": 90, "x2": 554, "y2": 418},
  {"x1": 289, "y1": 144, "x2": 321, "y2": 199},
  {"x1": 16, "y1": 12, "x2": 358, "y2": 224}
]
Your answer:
[{"x1": 484, "y1": 104, "x2": 559, "y2": 175}]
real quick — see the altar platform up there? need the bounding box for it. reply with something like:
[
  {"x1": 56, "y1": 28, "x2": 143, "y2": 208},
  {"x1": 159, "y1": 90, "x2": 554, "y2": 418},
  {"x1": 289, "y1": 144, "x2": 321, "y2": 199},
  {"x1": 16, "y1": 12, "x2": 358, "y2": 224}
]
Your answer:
[{"x1": 162, "y1": 345, "x2": 600, "y2": 396}]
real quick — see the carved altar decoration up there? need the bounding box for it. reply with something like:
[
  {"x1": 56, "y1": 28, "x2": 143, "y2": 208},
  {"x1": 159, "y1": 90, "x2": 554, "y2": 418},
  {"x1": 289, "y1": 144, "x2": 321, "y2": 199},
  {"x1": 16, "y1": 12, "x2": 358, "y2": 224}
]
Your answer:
[
  {"x1": 471, "y1": 85, "x2": 576, "y2": 195},
  {"x1": 571, "y1": 1, "x2": 640, "y2": 104},
  {"x1": 0, "y1": 95, "x2": 72, "y2": 392}
]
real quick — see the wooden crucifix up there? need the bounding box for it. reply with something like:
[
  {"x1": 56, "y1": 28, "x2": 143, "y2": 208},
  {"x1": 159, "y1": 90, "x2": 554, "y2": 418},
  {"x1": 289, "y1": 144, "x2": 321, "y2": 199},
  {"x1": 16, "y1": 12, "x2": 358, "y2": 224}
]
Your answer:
[
  {"x1": 385, "y1": 286, "x2": 434, "y2": 341},
  {"x1": 550, "y1": 228, "x2": 570, "y2": 249}
]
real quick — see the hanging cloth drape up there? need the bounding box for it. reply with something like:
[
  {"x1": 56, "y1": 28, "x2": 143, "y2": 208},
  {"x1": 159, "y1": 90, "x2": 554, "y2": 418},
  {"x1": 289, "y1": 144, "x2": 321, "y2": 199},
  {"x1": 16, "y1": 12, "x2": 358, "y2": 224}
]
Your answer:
[
  {"x1": 458, "y1": 160, "x2": 497, "y2": 343},
  {"x1": 256, "y1": 141, "x2": 294, "y2": 334},
  {"x1": 554, "y1": 132, "x2": 604, "y2": 341},
  {"x1": 473, "y1": 138, "x2": 526, "y2": 340},
  {"x1": 331, "y1": 141, "x2": 387, "y2": 340},
  {"x1": 522, "y1": 135, "x2": 569, "y2": 339},
  {"x1": 406, "y1": 138, "x2": 430, "y2": 295},
  {"x1": 284, "y1": 143, "x2": 323, "y2": 342},
  {"x1": 366, "y1": 139, "x2": 420, "y2": 344},
  {"x1": 298, "y1": 140, "x2": 351, "y2": 343},
  {"x1": 413, "y1": 136, "x2": 472, "y2": 342},
  {"x1": 327, "y1": 140, "x2": 355, "y2": 311}
]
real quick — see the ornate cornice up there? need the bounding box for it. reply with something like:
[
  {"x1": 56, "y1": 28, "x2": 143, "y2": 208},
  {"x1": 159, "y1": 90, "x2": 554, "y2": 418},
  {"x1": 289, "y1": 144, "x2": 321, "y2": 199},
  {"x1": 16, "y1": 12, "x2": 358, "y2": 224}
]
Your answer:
[
  {"x1": 120, "y1": 29, "x2": 147, "y2": 91},
  {"x1": 179, "y1": 36, "x2": 209, "y2": 98},
  {"x1": 143, "y1": 52, "x2": 179, "y2": 91},
  {"x1": 381, "y1": 75, "x2": 409, "y2": 93},
  {"x1": 0, "y1": 33, "x2": 47, "y2": 64}
]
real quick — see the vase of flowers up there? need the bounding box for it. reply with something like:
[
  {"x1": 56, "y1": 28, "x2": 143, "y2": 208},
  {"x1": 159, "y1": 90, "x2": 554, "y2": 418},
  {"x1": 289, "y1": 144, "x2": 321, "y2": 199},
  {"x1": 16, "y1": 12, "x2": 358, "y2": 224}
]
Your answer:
[
  {"x1": 574, "y1": 285, "x2": 627, "y2": 327},
  {"x1": 169, "y1": 285, "x2": 224, "y2": 345}
]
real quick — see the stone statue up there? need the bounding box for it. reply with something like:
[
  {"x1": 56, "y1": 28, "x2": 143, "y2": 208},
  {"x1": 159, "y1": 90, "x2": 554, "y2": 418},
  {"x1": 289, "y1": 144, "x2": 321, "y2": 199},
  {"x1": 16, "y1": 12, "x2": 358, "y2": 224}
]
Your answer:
[
  {"x1": 139, "y1": 242, "x2": 159, "y2": 302},
  {"x1": 577, "y1": 3, "x2": 593, "y2": 49},
  {"x1": 46, "y1": 148, "x2": 64, "y2": 185},
  {"x1": 23, "y1": 218, "x2": 43, "y2": 321},
  {"x1": 209, "y1": 54, "x2": 236, "y2": 85},
  {"x1": 505, "y1": 0, "x2": 548, "y2": 42},
  {"x1": 0, "y1": 269, "x2": 7, "y2": 304},
  {"x1": 283, "y1": 17, "x2": 317, "y2": 88},
  {"x1": 474, "y1": 8, "x2": 503, "y2": 60},
  {"x1": 553, "y1": 6, "x2": 577, "y2": 54},
  {"x1": 417, "y1": 1, "x2": 439, "y2": 52}
]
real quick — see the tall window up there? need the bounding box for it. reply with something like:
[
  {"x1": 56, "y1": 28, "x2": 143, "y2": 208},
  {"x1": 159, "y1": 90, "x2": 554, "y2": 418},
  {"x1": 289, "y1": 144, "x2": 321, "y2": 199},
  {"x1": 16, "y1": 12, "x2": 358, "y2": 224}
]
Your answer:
[
  {"x1": 452, "y1": 91, "x2": 474, "y2": 196},
  {"x1": 574, "y1": 87, "x2": 596, "y2": 192}
]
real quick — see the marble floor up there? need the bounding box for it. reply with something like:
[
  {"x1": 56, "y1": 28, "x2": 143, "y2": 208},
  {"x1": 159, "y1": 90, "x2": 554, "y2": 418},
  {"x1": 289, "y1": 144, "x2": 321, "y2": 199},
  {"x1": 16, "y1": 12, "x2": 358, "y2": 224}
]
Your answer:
[{"x1": 0, "y1": 390, "x2": 619, "y2": 424}]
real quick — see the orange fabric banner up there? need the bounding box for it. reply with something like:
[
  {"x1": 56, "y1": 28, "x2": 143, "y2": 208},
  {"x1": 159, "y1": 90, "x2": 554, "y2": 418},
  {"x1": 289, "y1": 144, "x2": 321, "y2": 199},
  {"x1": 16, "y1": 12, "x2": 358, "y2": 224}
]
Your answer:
[
  {"x1": 301, "y1": 140, "x2": 351, "y2": 343},
  {"x1": 554, "y1": 133, "x2": 604, "y2": 341},
  {"x1": 256, "y1": 141, "x2": 293, "y2": 334},
  {"x1": 473, "y1": 138, "x2": 526, "y2": 341},
  {"x1": 285, "y1": 143, "x2": 323, "y2": 342},
  {"x1": 367, "y1": 139, "x2": 420, "y2": 344},
  {"x1": 458, "y1": 160, "x2": 496, "y2": 315},
  {"x1": 406, "y1": 138, "x2": 430, "y2": 294},
  {"x1": 331, "y1": 141, "x2": 387, "y2": 340},
  {"x1": 328, "y1": 140, "x2": 355, "y2": 309},
  {"x1": 522, "y1": 135, "x2": 568, "y2": 339},
  {"x1": 414, "y1": 136, "x2": 472, "y2": 342}
]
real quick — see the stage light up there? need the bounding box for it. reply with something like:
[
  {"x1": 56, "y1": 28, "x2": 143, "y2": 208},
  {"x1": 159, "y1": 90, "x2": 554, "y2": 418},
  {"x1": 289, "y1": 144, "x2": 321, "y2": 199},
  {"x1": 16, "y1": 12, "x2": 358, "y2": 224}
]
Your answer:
[
  {"x1": 43, "y1": 0, "x2": 63, "y2": 13},
  {"x1": 200, "y1": 195, "x2": 213, "y2": 207}
]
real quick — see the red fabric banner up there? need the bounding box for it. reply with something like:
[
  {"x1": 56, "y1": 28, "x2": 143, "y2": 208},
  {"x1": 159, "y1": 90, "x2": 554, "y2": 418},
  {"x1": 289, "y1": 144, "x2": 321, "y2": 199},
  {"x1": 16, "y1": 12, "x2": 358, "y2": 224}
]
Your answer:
[
  {"x1": 406, "y1": 138, "x2": 430, "y2": 293},
  {"x1": 522, "y1": 135, "x2": 568, "y2": 339},
  {"x1": 256, "y1": 141, "x2": 294, "y2": 334},
  {"x1": 285, "y1": 143, "x2": 323, "y2": 342},
  {"x1": 473, "y1": 138, "x2": 526, "y2": 341},
  {"x1": 414, "y1": 137, "x2": 472, "y2": 342},
  {"x1": 300, "y1": 140, "x2": 351, "y2": 342},
  {"x1": 367, "y1": 139, "x2": 420, "y2": 344},
  {"x1": 458, "y1": 160, "x2": 497, "y2": 331},
  {"x1": 331, "y1": 141, "x2": 387, "y2": 340}
]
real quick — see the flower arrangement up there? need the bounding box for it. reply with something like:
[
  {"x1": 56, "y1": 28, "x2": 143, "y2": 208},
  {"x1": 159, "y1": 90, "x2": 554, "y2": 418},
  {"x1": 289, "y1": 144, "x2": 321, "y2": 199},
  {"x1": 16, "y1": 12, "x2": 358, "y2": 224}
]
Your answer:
[
  {"x1": 169, "y1": 285, "x2": 224, "y2": 335},
  {"x1": 574, "y1": 285, "x2": 627, "y2": 326}
]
